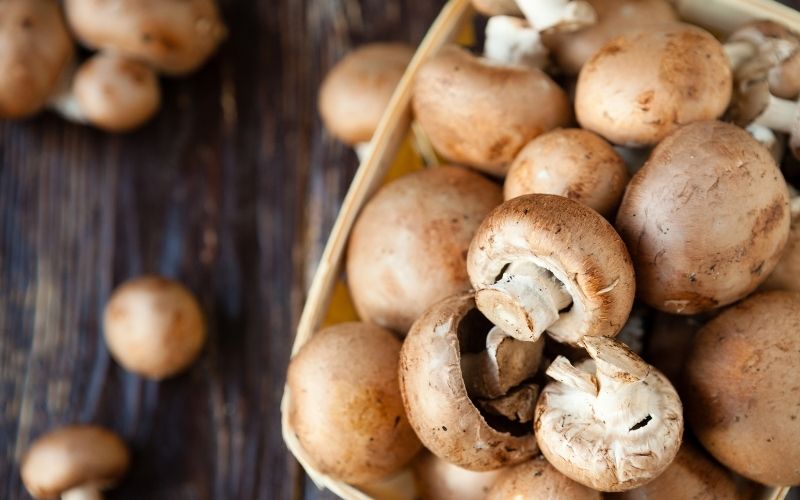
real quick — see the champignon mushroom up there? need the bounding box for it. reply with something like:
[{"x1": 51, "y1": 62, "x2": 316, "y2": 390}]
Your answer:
[
  {"x1": 727, "y1": 20, "x2": 800, "y2": 100},
  {"x1": 615, "y1": 120, "x2": 791, "y2": 314},
  {"x1": 103, "y1": 275, "x2": 205, "y2": 379},
  {"x1": 347, "y1": 165, "x2": 502, "y2": 335},
  {"x1": 0, "y1": 0, "x2": 74, "y2": 119},
  {"x1": 467, "y1": 194, "x2": 635, "y2": 345},
  {"x1": 21, "y1": 425, "x2": 130, "y2": 499},
  {"x1": 413, "y1": 45, "x2": 571, "y2": 176},
  {"x1": 684, "y1": 290, "x2": 800, "y2": 486},
  {"x1": 535, "y1": 336, "x2": 683, "y2": 492},
  {"x1": 763, "y1": 194, "x2": 800, "y2": 292},
  {"x1": 413, "y1": 451, "x2": 503, "y2": 500},
  {"x1": 287, "y1": 322, "x2": 421, "y2": 484},
  {"x1": 64, "y1": 0, "x2": 227, "y2": 76},
  {"x1": 515, "y1": 0, "x2": 597, "y2": 34},
  {"x1": 399, "y1": 293, "x2": 540, "y2": 471},
  {"x1": 487, "y1": 456, "x2": 601, "y2": 500},
  {"x1": 503, "y1": 128, "x2": 629, "y2": 218},
  {"x1": 472, "y1": 0, "x2": 522, "y2": 17},
  {"x1": 484, "y1": 16, "x2": 549, "y2": 70},
  {"x1": 575, "y1": 23, "x2": 732, "y2": 146},
  {"x1": 542, "y1": 0, "x2": 678, "y2": 76},
  {"x1": 318, "y1": 43, "x2": 414, "y2": 157}
]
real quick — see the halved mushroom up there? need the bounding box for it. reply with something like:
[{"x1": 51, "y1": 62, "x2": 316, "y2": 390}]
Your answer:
[
  {"x1": 413, "y1": 451, "x2": 503, "y2": 500},
  {"x1": 287, "y1": 322, "x2": 421, "y2": 484},
  {"x1": 467, "y1": 194, "x2": 635, "y2": 346},
  {"x1": 763, "y1": 193, "x2": 800, "y2": 292},
  {"x1": 534, "y1": 336, "x2": 683, "y2": 492},
  {"x1": 684, "y1": 290, "x2": 800, "y2": 486},
  {"x1": 576, "y1": 23, "x2": 732, "y2": 146},
  {"x1": 347, "y1": 166, "x2": 502, "y2": 335},
  {"x1": 487, "y1": 456, "x2": 601, "y2": 500},
  {"x1": 21, "y1": 425, "x2": 130, "y2": 499},
  {"x1": 413, "y1": 45, "x2": 571, "y2": 176},
  {"x1": 615, "y1": 120, "x2": 791, "y2": 314},
  {"x1": 399, "y1": 293, "x2": 540, "y2": 471},
  {"x1": 503, "y1": 128, "x2": 629, "y2": 218}
]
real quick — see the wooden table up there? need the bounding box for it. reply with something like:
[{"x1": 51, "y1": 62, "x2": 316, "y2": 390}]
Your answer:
[{"x1": 0, "y1": 1, "x2": 444, "y2": 498}]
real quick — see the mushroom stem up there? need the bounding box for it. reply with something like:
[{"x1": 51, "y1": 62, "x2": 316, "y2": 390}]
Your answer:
[
  {"x1": 545, "y1": 356, "x2": 598, "y2": 396},
  {"x1": 62, "y1": 485, "x2": 103, "y2": 500},
  {"x1": 753, "y1": 94, "x2": 799, "y2": 133},
  {"x1": 475, "y1": 261, "x2": 571, "y2": 342},
  {"x1": 514, "y1": 0, "x2": 596, "y2": 33},
  {"x1": 484, "y1": 16, "x2": 549, "y2": 69},
  {"x1": 724, "y1": 40, "x2": 758, "y2": 70}
]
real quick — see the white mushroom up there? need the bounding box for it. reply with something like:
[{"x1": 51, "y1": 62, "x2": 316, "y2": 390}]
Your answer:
[{"x1": 514, "y1": 0, "x2": 597, "y2": 33}]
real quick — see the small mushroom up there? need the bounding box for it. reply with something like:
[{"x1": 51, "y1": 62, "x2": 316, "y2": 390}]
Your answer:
[
  {"x1": 318, "y1": 43, "x2": 414, "y2": 156},
  {"x1": 575, "y1": 23, "x2": 732, "y2": 146},
  {"x1": 287, "y1": 322, "x2": 421, "y2": 484},
  {"x1": 515, "y1": 0, "x2": 597, "y2": 34},
  {"x1": 535, "y1": 336, "x2": 683, "y2": 492},
  {"x1": 347, "y1": 166, "x2": 502, "y2": 335},
  {"x1": 684, "y1": 290, "x2": 800, "y2": 486},
  {"x1": 412, "y1": 451, "x2": 503, "y2": 500},
  {"x1": 486, "y1": 456, "x2": 601, "y2": 500},
  {"x1": 103, "y1": 275, "x2": 205, "y2": 379},
  {"x1": 413, "y1": 45, "x2": 571, "y2": 176},
  {"x1": 484, "y1": 16, "x2": 549, "y2": 70},
  {"x1": 763, "y1": 194, "x2": 800, "y2": 292},
  {"x1": 472, "y1": 0, "x2": 522, "y2": 17},
  {"x1": 615, "y1": 120, "x2": 791, "y2": 314},
  {"x1": 467, "y1": 194, "x2": 635, "y2": 345},
  {"x1": 503, "y1": 128, "x2": 629, "y2": 218},
  {"x1": 21, "y1": 425, "x2": 130, "y2": 499},
  {"x1": 399, "y1": 293, "x2": 539, "y2": 471},
  {"x1": 64, "y1": 0, "x2": 227, "y2": 76}
]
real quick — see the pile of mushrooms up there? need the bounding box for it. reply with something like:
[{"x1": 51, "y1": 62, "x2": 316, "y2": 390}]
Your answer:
[
  {"x1": 292, "y1": 2, "x2": 800, "y2": 498},
  {"x1": 0, "y1": 0, "x2": 226, "y2": 131}
]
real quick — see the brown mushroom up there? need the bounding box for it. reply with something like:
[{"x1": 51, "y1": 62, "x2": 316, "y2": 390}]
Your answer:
[
  {"x1": 347, "y1": 165, "x2": 502, "y2": 335},
  {"x1": 21, "y1": 425, "x2": 130, "y2": 499},
  {"x1": 287, "y1": 322, "x2": 421, "y2": 484},
  {"x1": 487, "y1": 456, "x2": 601, "y2": 500},
  {"x1": 575, "y1": 23, "x2": 732, "y2": 146},
  {"x1": 413, "y1": 451, "x2": 503, "y2": 500},
  {"x1": 615, "y1": 120, "x2": 791, "y2": 314},
  {"x1": 64, "y1": 0, "x2": 227, "y2": 76},
  {"x1": 413, "y1": 45, "x2": 571, "y2": 176},
  {"x1": 504, "y1": 128, "x2": 629, "y2": 218},
  {"x1": 103, "y1": 275, "x2": 205, "y2": 379},
  {"x1": 763, "y1": 194, "x2": 800, "y2": 292},
  {"x1": 467, "y1": 194, "x2": 635, "y2": 346},
  {"x1": 684, "y1": 291, "x2": 800, "y2": 486},
  {"x1": 728, "y1": 20, "x2": 800, "y2": 100}
]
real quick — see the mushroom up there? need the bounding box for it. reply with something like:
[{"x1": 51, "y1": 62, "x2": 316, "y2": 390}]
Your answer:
[
  {"x1": 534, "y1": 336, "x2": 683, "y2": 492},
  {"x1": 0, "y1": 0, "x2": 74, "y2": 119},
  {"x1": 503, "y1": 128, "x2": 629, "y2": 218},
  {"x1": 684, "y1": 290, "x2": 800, "y2": 486},
  {"x1": 575, "y1": 23, "x2": 732, "y2": 146},
  {"x1": 287, "y1": 322, "x2": 421, "y2": 484},
  {"x1": 611, "y1": 442, "x2": 739, "y2": 500},
  {"x1": 515, "y1": 0, "x2": 597, "y2": 34},
  {"x1": 399, "y1": 293, "x2": 539, "y2": 471},
  {"x1": 21, "y1": 425, "x2": 130, "y2": 499},
  {"x1": 346, "y1": 165, "x2": 502, "y2": 335},
  {"x1": 486, "y1": 456, "x2": 601, "y2": 500},
  {"x1": 413, "y1": 45, "x2": 571, "y2": 176},
  {"x1": 727, "y1": 20, "x2": 800, "y2": 100},
  {"x1": 762, "y1": 193, "x2": 800, "y2": 292},
  {"x1": 64, "y1": 0, "x2": 227, "y2": 76},
  {"x1": 472, "y1": 0, "x2": 522, "y2": 17},
  {"x1": 318, "y1": 43, "x2": 414, "y2": 158},
  {"x1": 467, "y1": 194, "x2": 635, "y2": 346},
  {"x1": 103, "y1": 275, "x2": 205, "y2": 379},
  {"x1": 541, "y1": 0, "x2": 678, "y2": 76},
  {"x1": 484, "y1": 16, "x2": 549, "y2": 70},
  {"x1": 412, "y1": 451, "x2": 503, "y2": 500},
  {"x1": 615, "y1": 120, "x2": 791, "y2": 314}
]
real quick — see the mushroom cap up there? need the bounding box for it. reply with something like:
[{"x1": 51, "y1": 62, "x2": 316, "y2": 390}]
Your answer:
[
  {"x1": 542, "y1": 0, "x2": 678, "y2": 76},
  {"x1": 413, "y1": 45, "x2": 571, "y2": 176},
  {"x1": 74, "y1": 52, "x2": 161, "y2": 132},
  {"x1": 615, "y1": 120, "x2": 791, "y2": 314},
  {"x1": 487, "y1": 456, "x2": 601, "y2": 500},
  {"x1": 684, "y1": 290, "x2": 800, "y2": 486},
  {"x1": 471, "y1": 0, "x2": 522, "y2": 17},
  {"x1": 287, "y1": 322, "x2": 421, "y2": 484},
  {"x1": 64, "y1": 0, "x2": 226, "y2": 75},
  {"x1": 412, "y1": 451, "x2": 503, "y2": 500},
  {"x1": 614, "y1": 442, "x2": 739, "y2": 500},
  {"x1": 399, "y1": 293, "x2": 539, "y2": 471},
  {"x1": 762, "y1": 199, "x2": 800, "y2": 292},
  {"x1": 575, "y1": 23, "x2": 732, "y2": 146},
  {"x1": 21, "y1": 425, "x2": 130, "y2": 498},
  {"x1": 347, "y1": 165, "x2": 502, "y2": 335},
  {"x1": 467, "y1": 194, "x2": 635, "y2": 345},
  {"x1": 504, "y1": 128, "x2": 629, "y2": 217},
  {"x1": 319, "y1": 43, "x2": 414, "y2": 145},
  {"x1": 730, "y1": 20, "x2": 800, "y2": 100},
  {"x1": 103, "y1": 275, "x2": 205, "y2": 379},
  {"x1": 0, "y1": 0, "x2": 74, "y2": 118}
]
